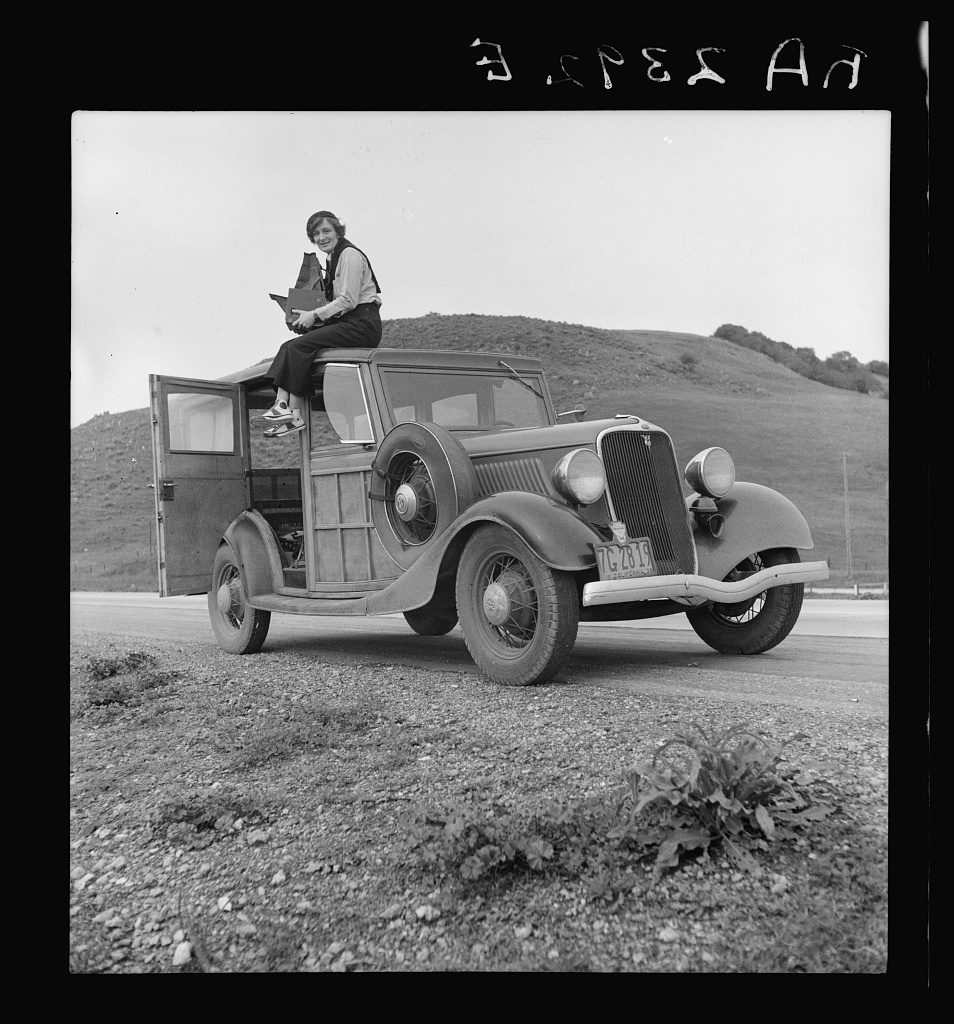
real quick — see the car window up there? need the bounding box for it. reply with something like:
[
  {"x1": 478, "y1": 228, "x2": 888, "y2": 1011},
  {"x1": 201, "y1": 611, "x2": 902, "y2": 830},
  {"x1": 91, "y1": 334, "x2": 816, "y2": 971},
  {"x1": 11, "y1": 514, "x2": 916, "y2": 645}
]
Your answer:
[
  {"x1": 167, "y1": 392, "x2": 235, "y2": 453},
  {"x1": 381, "y1": 370, "x2": 549, "y2": 430},
  {"x1": 323, "y1": 364, "x2": 374, "y2": 443}
]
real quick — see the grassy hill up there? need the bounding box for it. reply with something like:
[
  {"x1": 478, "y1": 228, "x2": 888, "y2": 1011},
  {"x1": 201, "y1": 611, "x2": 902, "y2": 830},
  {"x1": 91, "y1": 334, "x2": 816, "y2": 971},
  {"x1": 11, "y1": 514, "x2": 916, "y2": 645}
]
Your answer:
[{"x1": 71, "y1": 314, "x2": 888, "y2": 592}]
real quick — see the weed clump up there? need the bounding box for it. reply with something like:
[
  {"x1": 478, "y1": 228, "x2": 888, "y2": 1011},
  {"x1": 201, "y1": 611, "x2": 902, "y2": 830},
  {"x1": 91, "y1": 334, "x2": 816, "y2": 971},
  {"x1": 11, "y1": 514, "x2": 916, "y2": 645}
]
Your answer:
[
  {"x1": 625, "y1": 722, "x2": 838, "y2": 875},
  {"x1": 87, "y1": 651, "x2": 155, "y2": 681},
  {"x1": 404, "y1": 723, "x2": 837, "y2": 898},
  {"x1": 212, "y1": 705, "x2": 373, "y2": 767},
  {"x1": 77, "y1": 651, "x2": 178, "y2": 714},
  {"x1": 149, "y1": 783, "x2": 270, "y2": 848}
]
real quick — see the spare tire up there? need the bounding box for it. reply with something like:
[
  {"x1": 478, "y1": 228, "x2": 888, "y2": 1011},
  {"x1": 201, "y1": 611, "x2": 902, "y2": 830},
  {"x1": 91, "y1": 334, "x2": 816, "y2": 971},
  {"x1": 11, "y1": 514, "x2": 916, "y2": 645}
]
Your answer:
[{"x1": 370, "y1": 422, "x2": 477, "y2": 570}]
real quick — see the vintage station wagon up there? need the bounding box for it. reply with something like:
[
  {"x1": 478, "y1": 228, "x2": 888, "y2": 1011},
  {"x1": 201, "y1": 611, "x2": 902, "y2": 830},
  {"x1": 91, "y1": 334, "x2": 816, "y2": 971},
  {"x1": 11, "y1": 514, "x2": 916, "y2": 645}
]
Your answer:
[{"x1": 149, "y1": 347, "x2": 829, "y2": 685}]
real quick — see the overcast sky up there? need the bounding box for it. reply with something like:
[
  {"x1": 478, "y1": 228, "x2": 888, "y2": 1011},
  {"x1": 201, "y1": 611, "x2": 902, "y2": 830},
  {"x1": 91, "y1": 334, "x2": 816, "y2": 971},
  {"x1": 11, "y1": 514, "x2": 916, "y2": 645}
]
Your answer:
[{"x1": 70, "y1": 109, "x2": 889, "y2": 427}]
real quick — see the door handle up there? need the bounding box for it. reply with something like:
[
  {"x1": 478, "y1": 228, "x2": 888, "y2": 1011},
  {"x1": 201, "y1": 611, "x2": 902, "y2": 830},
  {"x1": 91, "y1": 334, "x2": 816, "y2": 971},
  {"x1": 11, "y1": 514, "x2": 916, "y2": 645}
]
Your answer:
[{"x1": 161, "y1": 480, "x2": 175, "y2": 501}]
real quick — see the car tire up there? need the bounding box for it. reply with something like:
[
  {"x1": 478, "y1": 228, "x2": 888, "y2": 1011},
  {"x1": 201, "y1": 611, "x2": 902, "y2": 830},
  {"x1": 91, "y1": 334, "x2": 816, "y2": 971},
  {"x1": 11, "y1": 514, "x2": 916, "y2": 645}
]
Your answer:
[
  {"x1": 456, "y1": 524, "x2": 579, "y2": 686},
  {"x1": 686, "y1": 547, "x2": 804, "y2": 655},
  {"x1": 207, "y1": 545, "x2": 271, "y2": 654},
  {"x1": 370, "y1": 422, "x2": 478, "y2": 570}
]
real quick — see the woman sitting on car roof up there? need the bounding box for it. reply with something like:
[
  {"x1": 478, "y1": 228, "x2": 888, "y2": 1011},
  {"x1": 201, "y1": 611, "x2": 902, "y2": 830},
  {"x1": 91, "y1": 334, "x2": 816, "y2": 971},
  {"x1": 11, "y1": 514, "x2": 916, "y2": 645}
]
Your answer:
[{"x1": 262, "y1": 210, "x2": 382, "y2": 437}]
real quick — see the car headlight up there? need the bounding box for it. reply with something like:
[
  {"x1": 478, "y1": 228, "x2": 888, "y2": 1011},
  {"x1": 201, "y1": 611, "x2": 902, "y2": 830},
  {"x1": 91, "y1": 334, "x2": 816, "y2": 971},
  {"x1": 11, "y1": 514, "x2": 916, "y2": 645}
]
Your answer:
[
  {"x1": 552, "y1": 448, "x2": 606, "y2": 505},
  {"x1": 684, "y1": 447, "x2": 736, "y2": 498}
]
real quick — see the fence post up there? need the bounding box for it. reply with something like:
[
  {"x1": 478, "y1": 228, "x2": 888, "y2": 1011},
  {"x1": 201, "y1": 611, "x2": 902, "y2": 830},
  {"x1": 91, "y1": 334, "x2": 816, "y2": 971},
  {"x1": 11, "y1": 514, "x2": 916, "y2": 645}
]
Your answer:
[{"x1": 842, "y1": 452, "x2": 853, "y2": 578}]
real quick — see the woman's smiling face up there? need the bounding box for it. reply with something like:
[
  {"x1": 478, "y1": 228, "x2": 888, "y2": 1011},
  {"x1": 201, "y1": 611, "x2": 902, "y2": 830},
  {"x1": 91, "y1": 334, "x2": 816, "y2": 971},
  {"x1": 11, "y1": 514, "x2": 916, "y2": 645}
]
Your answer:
[{"x1": 312, "y1": 219, "x2": 339, "y2": 254}]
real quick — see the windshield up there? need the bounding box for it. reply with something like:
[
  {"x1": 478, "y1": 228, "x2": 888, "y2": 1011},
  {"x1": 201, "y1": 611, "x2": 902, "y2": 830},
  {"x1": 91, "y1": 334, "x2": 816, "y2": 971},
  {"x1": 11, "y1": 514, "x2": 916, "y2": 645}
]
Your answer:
[{"x1": 381, "y1": 369, "x2": 550, "y2": 431}]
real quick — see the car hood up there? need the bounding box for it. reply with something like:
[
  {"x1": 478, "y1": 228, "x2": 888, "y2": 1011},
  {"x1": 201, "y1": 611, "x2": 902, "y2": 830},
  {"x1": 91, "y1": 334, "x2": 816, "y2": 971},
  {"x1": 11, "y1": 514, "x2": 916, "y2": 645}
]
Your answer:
[{"x1": 457, "y1": 415, "x2": 665, "y2": 458}]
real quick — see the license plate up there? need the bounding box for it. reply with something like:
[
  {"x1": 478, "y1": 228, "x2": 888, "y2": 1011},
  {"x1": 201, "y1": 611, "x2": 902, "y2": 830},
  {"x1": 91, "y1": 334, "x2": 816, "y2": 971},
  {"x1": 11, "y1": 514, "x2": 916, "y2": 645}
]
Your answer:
[{"x1": 594, "y1": 537, "x2": 655, "y2": 581}]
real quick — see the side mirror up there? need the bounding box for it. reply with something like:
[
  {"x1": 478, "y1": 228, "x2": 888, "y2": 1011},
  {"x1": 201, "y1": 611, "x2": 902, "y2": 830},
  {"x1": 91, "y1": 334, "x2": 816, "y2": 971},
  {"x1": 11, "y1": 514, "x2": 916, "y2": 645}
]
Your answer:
[{"x1": 556, "y1": 407, "x2": 587, "y2": 423}]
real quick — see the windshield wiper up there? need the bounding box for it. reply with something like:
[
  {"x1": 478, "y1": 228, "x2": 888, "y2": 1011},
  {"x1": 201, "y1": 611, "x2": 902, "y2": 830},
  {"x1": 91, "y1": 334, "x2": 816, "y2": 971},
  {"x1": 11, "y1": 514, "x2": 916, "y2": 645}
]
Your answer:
[{"x1": 497, "y1": 360, "x2": 545, "y2": 402}]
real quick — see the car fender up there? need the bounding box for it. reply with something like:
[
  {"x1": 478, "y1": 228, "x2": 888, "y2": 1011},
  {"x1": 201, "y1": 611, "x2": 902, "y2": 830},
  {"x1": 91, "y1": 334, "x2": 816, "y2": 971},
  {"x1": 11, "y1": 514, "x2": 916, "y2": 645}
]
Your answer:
[
  {"x1": 367, "y1": 491, "x2": 601, "y2": 615},
  {"x1": 689, "y1": 481, "x2": 815, "y2": 582},
  {"x1": 222, "y1": 510, "x2": 285, "y2": 599},
  {"x1": 454, "y1": 492, "x2": 602, "y2": 570}
]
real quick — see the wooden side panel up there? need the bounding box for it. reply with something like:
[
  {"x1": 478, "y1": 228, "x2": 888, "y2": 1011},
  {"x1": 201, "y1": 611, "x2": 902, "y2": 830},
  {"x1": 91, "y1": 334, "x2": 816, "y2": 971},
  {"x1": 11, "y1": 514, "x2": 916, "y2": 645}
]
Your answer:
[{"x1": 309, "y1": 456, "x2": 399, "y2": 586}]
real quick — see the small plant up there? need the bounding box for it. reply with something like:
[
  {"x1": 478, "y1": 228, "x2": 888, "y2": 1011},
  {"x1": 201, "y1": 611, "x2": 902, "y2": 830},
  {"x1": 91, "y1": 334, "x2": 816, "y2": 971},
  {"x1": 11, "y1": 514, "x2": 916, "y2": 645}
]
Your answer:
[
  {"x1": 405, "y1": 801, "x2": 555, "y2": 882},
  {"x1": 213, "y1": 705, "x2": 372, "y2": 767},
  {"x1": 625, "y1": 723, "x2": 837, "y2": 875},
  {"x1": 149, "y1": 783, "x2": 269, "y2": 848},
  {"x1": 404, "y1": 794, "x2": 656, "y2": 901},
  {"x1": 679, "y1": 351, "x2": 699, "y2": 371},
  {"x1": 80, "y1": 651, "x2": 178, "y2": 711},
  {"x1": 86, "y1": 651, "x2": 155, "y2": 681}
]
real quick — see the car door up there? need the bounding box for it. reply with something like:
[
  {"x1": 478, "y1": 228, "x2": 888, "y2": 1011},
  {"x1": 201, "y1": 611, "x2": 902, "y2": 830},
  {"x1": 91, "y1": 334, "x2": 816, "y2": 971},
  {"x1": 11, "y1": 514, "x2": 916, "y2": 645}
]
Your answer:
[{"x1": 149, "y1": 374, "x2": 249, "y2": 596}]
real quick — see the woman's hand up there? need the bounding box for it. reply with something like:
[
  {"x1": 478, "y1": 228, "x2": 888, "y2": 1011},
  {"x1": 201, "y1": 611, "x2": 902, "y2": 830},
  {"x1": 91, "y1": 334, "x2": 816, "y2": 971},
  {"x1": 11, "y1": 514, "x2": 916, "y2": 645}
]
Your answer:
[{"x1": 292, "y1": 309, "x2": 319, "y2": 332}]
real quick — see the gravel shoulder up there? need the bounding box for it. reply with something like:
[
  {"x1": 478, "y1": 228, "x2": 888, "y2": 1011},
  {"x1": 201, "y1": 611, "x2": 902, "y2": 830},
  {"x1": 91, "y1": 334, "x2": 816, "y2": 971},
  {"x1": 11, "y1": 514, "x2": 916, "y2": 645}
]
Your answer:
[{"x1": 69, "y1": 628, "x2": 888, "y2": 973}]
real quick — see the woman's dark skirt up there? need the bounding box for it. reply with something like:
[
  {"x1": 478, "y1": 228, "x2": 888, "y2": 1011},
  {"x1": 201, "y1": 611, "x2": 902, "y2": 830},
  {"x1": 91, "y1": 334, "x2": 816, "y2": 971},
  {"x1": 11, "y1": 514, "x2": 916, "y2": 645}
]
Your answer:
[{"x1": 266, "y1": 302, "x2": 382, "y2": 397}]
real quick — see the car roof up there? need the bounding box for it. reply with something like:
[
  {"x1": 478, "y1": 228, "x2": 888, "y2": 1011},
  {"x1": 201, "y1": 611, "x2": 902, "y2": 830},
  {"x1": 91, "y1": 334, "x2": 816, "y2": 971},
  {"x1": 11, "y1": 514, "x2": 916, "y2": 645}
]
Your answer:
[{"x1": 218, "y1": 347, "x2": 545, "y2": 385}]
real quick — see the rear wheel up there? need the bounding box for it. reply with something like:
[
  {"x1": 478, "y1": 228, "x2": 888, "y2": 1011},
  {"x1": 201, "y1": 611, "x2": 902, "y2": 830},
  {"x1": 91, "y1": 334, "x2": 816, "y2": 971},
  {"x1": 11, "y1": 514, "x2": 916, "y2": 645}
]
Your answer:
[
  {"x1": 686, "y1": 547, "x2": 803, "y2": 655},
  {"x1": 207, "y1": 546, "x2": 271, "y2": 654},
  {"x1": 456, "y1": 524, "x2": 579, "y2": 686}
]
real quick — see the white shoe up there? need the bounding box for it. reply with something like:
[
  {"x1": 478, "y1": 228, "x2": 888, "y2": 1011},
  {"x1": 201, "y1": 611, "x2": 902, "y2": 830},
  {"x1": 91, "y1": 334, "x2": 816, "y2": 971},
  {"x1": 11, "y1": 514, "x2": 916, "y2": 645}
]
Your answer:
[
  {"x1": 263, "y1": 403, "x2": 294, "y2": 423},
  {"x1": 264, "y1": 415, "x2": 305, "y2": 438}
]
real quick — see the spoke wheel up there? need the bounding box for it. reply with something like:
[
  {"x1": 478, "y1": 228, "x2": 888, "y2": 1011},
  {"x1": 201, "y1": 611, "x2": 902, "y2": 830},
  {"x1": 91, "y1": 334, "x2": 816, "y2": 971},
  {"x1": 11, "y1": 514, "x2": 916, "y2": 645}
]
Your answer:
[
  {"x1": 476, "y1": 556, "x2": 540, "y2": 652},
  {"x1": 456, "y1": 524, "x2": 579, "y2": 686},
  {"x1": 207, "y1": 546, "x2": 271, "y2": 654},
  {"x1": 370, "y1": 422, "x2": 478, "y2": 571},
  {"x1": 384, "y1": 453, "x2": 439, "y2": 545},
  {"x1": 686, "y1": 547, "x2": 804, "y2": 655}
]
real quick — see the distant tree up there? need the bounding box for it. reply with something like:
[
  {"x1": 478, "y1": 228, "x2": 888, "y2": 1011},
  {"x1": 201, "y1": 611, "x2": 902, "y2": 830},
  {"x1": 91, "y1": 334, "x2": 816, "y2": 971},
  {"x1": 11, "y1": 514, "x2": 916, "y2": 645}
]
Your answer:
[
  {"x1": 812, "y1": 364, "x2": 850, "y2": 389},
  {"x1": 866, "y1": 359, "x2": 889, "y2": 377},
  {"x1": 747, "y1": 331, "x2": 775, "y2": 356},
  {"x1": 796, "y1": 346, "x2": 821, "y2": 366},
  {"x1": 713, "y1": 324, "x2": 749, "y2": 344},
  {"x1": 825, "y1": 350, "x2": 862, "y2": 374},
  {"x1": 786, "y1": 355, "x2": 818, "y2": 378}
]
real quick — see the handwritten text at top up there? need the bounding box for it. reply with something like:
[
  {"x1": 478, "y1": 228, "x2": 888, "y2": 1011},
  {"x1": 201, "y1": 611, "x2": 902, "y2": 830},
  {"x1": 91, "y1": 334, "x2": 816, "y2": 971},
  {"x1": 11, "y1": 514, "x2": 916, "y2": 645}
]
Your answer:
[{"x1": 469, "y1": 38, "x2": 867, "y2": 91}]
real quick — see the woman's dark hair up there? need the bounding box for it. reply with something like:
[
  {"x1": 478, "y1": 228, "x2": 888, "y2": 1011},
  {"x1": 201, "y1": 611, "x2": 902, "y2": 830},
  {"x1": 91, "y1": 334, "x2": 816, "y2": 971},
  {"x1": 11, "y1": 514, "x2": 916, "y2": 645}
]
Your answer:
[{"x1": 306, "y1": 210, "x2": 346, "y2": 242}]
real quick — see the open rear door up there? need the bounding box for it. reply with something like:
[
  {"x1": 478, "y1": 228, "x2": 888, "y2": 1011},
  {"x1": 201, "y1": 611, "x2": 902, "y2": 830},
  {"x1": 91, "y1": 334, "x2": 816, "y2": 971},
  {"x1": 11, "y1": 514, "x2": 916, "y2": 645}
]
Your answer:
[{"x1": 150, "y1": 374, "x2": 249, "y2": 596}]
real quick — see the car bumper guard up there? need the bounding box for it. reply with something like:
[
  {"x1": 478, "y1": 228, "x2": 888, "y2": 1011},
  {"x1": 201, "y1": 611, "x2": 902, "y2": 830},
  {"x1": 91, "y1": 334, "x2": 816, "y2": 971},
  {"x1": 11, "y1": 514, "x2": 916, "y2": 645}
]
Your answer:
[{"x1": 581, "y1": 559, "x2": 830, "y2": 608}]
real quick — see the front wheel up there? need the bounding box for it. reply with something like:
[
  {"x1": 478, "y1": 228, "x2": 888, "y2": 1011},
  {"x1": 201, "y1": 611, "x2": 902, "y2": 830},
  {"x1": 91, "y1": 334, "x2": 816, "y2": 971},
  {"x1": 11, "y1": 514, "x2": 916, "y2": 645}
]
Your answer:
[
  {"x1": 456, "y1": 524, "x2": 579, "y2": 686},
  {"x1": 686, "y1": 547, "x2": 804, "y2": 655},
  {"x1": 207, "y1": 546, "x2": 271, "y2": 654}
]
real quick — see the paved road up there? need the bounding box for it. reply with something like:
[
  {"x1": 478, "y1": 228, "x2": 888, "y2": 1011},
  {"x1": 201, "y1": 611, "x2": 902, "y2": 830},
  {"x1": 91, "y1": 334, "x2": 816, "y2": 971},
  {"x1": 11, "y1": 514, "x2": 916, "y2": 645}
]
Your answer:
[{"x1": 70, "y1": 593, "x2": 888, "y2": 712}]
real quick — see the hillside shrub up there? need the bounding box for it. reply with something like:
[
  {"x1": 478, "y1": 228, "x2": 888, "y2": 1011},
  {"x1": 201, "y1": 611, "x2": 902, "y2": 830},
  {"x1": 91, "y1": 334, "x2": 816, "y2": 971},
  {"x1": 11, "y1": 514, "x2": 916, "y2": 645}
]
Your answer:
[
  {"x1": 679, "y1": 352, "x2": 699, "y2": 371},
  {"x1": 713, "y1": 324, "x2": 886, "y2": 396}
]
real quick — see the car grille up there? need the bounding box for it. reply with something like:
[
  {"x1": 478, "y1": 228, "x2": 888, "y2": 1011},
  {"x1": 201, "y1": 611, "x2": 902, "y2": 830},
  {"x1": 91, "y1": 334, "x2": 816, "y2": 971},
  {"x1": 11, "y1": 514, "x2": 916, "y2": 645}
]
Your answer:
[{"x1": 598, "y1": 428, "x2": 696, "y2": 576}]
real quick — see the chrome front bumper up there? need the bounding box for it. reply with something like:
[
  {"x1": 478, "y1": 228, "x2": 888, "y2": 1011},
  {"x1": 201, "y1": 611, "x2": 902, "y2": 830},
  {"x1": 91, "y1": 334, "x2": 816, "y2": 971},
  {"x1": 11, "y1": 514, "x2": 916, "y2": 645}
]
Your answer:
[{"x1": 581, "y1": 559, "x2": 830, "y2": 609}]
